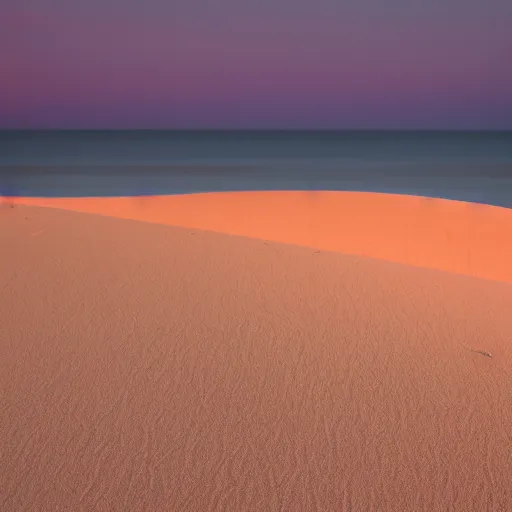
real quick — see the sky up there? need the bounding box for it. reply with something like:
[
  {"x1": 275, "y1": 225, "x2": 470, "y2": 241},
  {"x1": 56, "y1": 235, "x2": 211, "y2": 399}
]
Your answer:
[{"x1": 1, "y1": 0, "x2": 512, "y2": 129}]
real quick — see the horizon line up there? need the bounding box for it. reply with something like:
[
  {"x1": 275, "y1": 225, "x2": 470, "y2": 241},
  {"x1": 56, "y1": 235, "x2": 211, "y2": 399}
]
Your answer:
[{"x1": 2, "y1": 128, "x2": 512, "y2": 133}]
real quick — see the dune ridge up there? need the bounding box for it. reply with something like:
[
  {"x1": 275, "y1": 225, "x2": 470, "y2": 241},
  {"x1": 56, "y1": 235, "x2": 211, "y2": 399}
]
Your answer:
[{"x1": 11, "y1": 191, "x2": 512, "y2": 284}]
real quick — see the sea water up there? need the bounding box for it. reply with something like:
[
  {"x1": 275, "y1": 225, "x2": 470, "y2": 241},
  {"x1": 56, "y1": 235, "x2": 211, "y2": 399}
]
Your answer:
[{"x1": 1, "y1": 130, "x2": 511, "y2": 207}]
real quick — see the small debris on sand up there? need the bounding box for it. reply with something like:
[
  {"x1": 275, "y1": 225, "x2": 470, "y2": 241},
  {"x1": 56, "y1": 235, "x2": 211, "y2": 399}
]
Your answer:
[
  {"x1": 474, "y1": 350, "x2": 492, "y2": 358},
  {"x1": 458, "y1": 342, "x2": 492, "y2": 358}
]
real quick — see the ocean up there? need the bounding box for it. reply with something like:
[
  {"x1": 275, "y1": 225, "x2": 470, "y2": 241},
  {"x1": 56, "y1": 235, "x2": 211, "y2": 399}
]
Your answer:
[{"x1": 1, "y1": 130, "x2": 511, "y2": 207}]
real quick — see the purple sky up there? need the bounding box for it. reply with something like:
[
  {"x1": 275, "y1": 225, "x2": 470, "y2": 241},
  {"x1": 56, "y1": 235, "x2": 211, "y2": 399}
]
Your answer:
[{"x1": 2, "y1": 0, "x2": 512, "y2": 129}]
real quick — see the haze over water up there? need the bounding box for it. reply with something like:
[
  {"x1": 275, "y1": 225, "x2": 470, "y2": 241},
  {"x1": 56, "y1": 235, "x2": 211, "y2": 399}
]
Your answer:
[{"x1": 1, "y1": 130, "x2": 511, "y2": 208}]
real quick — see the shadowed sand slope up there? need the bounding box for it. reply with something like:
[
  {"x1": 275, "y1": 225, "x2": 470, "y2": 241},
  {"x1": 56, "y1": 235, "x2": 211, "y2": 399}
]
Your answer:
[
  {"x1": 13, "y1": 191, "x2": 512, "y2": 284},
  {"x1": 2, "y1": 204, "x2": 512, "y2": 511}
]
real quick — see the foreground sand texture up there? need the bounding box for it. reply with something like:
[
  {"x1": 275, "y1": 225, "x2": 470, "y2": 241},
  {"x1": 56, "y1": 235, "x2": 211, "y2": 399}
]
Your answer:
[
  {"x1": 2, "y1": 197, "x2": 512, "y2": 511},
  {"x1": 15, "y1": 191, "x2": 512, "y2": 284}
]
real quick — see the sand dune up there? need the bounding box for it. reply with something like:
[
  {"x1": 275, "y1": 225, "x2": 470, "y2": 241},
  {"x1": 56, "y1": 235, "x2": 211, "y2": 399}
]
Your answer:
[
  {"x1": 1, "y1": 197, "x2": 512, "y2": 511},
  {"x1": 14, "y1": 191, "x2": 512, "y2": 283}
]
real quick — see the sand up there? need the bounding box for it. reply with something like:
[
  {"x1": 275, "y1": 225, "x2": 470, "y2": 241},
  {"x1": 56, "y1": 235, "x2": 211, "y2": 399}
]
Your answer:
[
  {"x1": 14, "y1": 191, "x2": 512, "y2": 283},
  {"x1": 1, "y1": 192, "x2": 512, "y2": 511}
]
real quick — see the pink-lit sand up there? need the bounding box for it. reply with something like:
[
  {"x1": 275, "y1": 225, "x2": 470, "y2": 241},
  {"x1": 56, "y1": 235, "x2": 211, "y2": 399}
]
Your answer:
[
  {"x1": 1, "y1": 192, "x2": 512, "y2": 511},
  {"x1": 14, "y1": 191, "x2": 512, "y2": 283}
]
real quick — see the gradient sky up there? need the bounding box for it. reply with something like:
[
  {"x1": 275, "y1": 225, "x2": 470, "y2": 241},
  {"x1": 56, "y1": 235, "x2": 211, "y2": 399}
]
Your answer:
[{"x1": 2, "y1": 0, "x2": 512, "y2": 129}]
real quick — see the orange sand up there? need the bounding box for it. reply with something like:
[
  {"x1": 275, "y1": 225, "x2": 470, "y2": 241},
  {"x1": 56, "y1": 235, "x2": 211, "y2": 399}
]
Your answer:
[
  {"x1": 1, "y1": 194, "x2": 512, "y2": 511},
  {"x1": 14, "y1": 191, "x2": 512, "y2": 283}
]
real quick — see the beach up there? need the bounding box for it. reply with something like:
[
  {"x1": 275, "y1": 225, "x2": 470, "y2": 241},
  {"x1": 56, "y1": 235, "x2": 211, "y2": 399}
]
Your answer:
[{"x1": 1, "y1": 192, "x2": 512, "y2": 511}]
